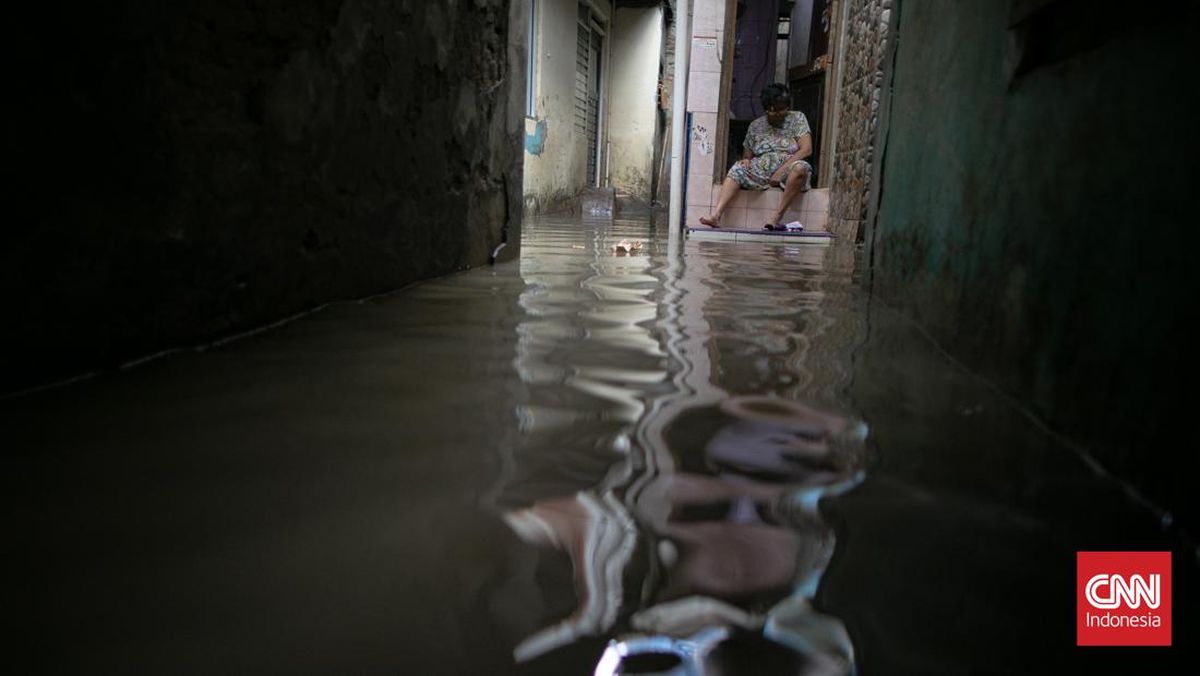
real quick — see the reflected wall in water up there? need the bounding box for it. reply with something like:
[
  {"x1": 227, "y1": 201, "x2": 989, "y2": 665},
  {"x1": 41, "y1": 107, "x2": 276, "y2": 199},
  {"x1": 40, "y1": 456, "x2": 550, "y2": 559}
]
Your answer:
[{"x1": 491, "y1": 216, "x2": 871, "y2": 673}]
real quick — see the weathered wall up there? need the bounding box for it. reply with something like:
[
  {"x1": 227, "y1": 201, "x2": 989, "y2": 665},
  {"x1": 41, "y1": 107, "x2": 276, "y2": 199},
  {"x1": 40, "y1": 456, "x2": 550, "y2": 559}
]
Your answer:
[
  {"x1": 828, "y1": 0, "x2": 889, "y2": 241},
  {"x1": 608, "y1": 6, "x2": 663, "y2": 201},
  {"x1": 522, "y1": 0, "x2": 612, "y2": 212},
  {"x1": 870, "y1": 0, "x2": 1196, "y2": 525},
  {"x1": 654, "y1": 8, "x2": 676, "y2": 205},
  {"x1": 1, "y1": 0, "x2": 523, "y2": 393}
]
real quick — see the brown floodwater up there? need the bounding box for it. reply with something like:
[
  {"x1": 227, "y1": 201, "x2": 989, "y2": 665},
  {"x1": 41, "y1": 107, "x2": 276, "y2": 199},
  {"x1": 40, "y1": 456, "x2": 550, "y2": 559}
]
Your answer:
[{"x1": 4, "y1": 214, "x2": 1193, "y2": 674}]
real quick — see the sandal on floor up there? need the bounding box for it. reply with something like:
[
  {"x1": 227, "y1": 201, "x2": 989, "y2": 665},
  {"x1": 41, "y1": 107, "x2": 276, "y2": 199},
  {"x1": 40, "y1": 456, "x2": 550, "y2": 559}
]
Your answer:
[{"x1": 762, "y1": 223, "x2": 785, "y2": 231}]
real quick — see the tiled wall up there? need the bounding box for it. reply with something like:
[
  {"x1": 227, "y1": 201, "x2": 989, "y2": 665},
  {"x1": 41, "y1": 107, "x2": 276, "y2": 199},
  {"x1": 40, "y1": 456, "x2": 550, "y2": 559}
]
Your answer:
[
  {"x1": 687, "y1": 187, "x2": 831, "y2": 231},
  {"x1": 684, "y1": 0, "x2": 726, "y2": 223}
]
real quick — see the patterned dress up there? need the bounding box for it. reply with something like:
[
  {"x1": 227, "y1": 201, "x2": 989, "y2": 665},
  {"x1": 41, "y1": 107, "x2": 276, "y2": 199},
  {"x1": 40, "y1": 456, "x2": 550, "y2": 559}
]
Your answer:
[{"x1": 727, "y1": 111, "x2": 813, "y2": 191}]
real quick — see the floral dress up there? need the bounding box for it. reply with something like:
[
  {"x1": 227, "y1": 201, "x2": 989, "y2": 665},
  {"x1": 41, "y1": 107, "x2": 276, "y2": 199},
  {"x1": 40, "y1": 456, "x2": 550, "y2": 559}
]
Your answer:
[{"x1": 727, "y1": 111, "x2": 812, "y2": 191}]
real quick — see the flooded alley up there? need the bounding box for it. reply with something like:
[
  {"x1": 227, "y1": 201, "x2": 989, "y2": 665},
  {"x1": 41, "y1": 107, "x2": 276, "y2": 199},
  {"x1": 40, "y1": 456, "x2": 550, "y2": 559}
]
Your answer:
[
  {"x1": 6, "y1": 0, "x2": 1196, "y2": 671},
  {"x1": 7, "y1": 216, "x2": 1193, "y2": 673}
]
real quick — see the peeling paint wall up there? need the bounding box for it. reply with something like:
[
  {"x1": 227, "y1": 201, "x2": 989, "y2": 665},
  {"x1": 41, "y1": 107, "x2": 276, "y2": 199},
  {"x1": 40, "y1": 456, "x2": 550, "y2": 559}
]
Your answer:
[
  {"x1": 870, "y1": 0, "x2": 1196, "y2": 525},
  {"x1": 524, "y1": 117, "x2": 549, "y2": 155},
  {"x1": 608, "y1": 6, "x2": 663, "y2": 202},
  {"x1": 2, "y1": 0, "x2": 524, "y2": 392}
]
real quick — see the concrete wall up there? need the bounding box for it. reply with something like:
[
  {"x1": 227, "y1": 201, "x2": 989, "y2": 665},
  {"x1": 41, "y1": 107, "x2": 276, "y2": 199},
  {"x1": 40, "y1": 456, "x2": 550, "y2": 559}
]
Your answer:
[
  {"x1": 869, "y1": 0, "x2": 1196, "y2": 525},
  {"x1": 522, "y1": 0, "x2": 612, "y2": 212},
  {"x1": 607, "y1": 6, "x2": 663, "y2": 201},
  {"x1": 654, "y1": 9, "x2": 676, "y2": 205},
  {"x1": 828, "y1": 0, "x2": 890, "y2": 241},
  {"x1": 2, "y1": 0, "x2": 523, "y2": 393}
]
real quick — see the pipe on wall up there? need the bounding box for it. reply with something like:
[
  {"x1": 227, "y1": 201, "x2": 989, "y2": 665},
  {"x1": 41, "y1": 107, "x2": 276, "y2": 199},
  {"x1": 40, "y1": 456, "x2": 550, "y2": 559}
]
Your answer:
[{"x1": 667, "y1": 0, "x2": 691, "y2": 231}]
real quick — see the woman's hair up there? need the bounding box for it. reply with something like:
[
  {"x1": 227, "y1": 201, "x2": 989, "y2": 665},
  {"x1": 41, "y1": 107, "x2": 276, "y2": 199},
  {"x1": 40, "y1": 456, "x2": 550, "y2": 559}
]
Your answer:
[{"x1": 761, "y1": 83, "x2": 791, "y2": 111}]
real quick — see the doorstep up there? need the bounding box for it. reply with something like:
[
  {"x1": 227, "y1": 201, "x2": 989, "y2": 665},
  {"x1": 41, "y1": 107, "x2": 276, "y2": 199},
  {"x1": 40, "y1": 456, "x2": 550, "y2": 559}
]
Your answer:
[{"x1": 686, "y1": 226, "x2": 835, "y2": 245}]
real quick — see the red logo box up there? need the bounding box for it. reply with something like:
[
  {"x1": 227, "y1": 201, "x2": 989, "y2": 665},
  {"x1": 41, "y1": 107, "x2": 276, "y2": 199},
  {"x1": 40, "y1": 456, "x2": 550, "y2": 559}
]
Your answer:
[{"x1": 1077, "y1": 551, "x2": 1171, "y2": 646}]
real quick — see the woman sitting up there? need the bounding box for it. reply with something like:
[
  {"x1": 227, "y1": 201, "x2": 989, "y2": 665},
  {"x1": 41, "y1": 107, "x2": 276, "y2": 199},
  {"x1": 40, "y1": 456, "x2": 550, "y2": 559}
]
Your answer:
[{"x1": 700, "y1": 83, "x2": 813, "y2": 230}]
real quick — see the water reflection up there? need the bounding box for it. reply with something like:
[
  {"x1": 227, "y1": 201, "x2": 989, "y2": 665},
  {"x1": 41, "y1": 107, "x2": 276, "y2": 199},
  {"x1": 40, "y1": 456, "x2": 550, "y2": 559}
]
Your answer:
[
  {"x1": 5, "y1": 213, "x2": 1189, "y2": 673},
  {"x1": 495, "y1": 216, "x2": 869, "y2": 674},
  {"x1": 503, "y1": 397, "x2": 864, "y2": 674}
]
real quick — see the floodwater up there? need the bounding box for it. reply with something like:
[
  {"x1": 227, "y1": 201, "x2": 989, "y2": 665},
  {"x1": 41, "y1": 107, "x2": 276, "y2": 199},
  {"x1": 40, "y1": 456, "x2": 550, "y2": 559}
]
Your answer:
[{"x1": 5, "y1": 215, "x2": 1194, "y2": 674}]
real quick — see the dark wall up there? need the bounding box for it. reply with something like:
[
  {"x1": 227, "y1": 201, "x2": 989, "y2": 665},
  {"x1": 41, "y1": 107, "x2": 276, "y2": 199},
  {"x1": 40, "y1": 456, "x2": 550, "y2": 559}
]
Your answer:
[
  {"x1": 3, "y1": 0, "x2": 523, "y2": 393},
  {"x1": 868, "y1": 1, "x2": 1196, "y2": 525}
]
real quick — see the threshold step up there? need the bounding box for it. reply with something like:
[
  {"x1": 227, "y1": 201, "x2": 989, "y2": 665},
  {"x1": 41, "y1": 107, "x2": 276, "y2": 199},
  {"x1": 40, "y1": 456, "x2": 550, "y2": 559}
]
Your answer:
[{"x1": 686, "y1": 227, "x2": 834, "y2": 245}]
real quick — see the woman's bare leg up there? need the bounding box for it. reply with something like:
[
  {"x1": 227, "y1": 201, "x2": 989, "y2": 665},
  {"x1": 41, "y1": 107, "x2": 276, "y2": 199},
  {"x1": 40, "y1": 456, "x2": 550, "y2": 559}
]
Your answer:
[
  {"x1": 768, "y1": 164, "x2": 809, "y2": 225},
  {"x1": 700, "y1": 176, "x2": 742, "y2": 227}
]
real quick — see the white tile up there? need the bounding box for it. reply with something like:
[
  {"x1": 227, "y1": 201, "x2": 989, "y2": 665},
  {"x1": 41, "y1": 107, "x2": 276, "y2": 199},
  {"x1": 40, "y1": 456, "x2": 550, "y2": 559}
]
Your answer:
[
  {"x1": 740, "y1": 190, "x2": 781, "y2": 210},
  {"x1": 690, "y1": 31, "x2": 723, "y2": 73},
  {"x1": 688, "y1": 151, "x2": 714, "y2": 181},
  {"x1": 802, "y1": 210, "x2": 829, "y2": 230},
  {"x1": 805, "y1": 188, "x2": 831, "y2": 211},
  {"x1": 685, "y1": 205, "x2": 710, "y2": 227},
  {"x1": 721, "y1": 207, "x2": 749, "y2": 229},
  {"x1": 780, "y1": 213, "x2": 806, "y2": 228},
  {"x1": 687, "y1": 71, "x2": 720, "y2": 113},
  {"x1": 693, "y1": 0, "x2": 725, "y2": 33},
  {"x1": 710, "y1": 182, "x2": 723, "y2": 206},
  {"x1": 690, "y1": 229, "x2": 737, "y2": 242},
  {"x1": 688, "y1": 110, "x2": 718, "y2": 177},
  {"x1": 748, "y1": 208, "x2": 780, "y2": 229},
  {"x1": 686, "y1": 174, "x2": 715, "y2": 207},
  {"x1": 690, "y1": 110, "x2": 717, "y2": 139}
]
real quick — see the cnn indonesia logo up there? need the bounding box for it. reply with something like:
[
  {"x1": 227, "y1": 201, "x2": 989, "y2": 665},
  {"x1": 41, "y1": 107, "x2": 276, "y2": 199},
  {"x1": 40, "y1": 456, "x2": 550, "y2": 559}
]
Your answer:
[{"x1": 1077, "y1": 551, "x2": 1172, "y2": 646}]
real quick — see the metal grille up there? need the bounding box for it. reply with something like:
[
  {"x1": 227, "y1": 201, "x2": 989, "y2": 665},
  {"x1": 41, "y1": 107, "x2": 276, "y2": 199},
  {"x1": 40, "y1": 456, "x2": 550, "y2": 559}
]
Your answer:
[
  {"x1": 575, "y1": 11, "x2": 603, "y2": 186},
  {"x1": 574, "y1": 23, "x2": 590, "y2": 134},
  {"x1": 586, "y1": 31, "x2": 601, "y2": 185}
]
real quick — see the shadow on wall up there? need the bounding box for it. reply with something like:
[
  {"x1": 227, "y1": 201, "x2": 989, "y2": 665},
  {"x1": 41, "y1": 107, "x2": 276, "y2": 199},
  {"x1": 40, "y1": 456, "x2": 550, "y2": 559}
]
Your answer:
[
  {"x1": 1, "y1": 0, "x2": 524, "y2": 393},
  {"x1": 866, "y1": 0, "x2": 1197, "y2": 528}
]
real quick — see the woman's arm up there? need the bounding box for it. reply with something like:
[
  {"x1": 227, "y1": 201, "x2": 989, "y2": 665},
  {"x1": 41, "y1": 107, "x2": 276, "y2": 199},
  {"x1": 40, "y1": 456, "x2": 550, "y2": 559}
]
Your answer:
[
  {"x1": 737, "y1": 125, "x2": 758, "y2": 167},
  {"x1": 792, "y1": 133, "x2": 813, "y2": 161},
  {"x1": 769, "y1": 133, "x2": 813, "y2": 185}
]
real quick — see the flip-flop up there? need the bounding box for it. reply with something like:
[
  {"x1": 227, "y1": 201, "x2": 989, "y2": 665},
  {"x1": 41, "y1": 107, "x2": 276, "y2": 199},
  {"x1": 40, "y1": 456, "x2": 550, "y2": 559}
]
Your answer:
[
  {"x1": 699, "y1": 216, "x2": 720, "y2": 228},
  {"x1": 762, "y1": 223, "x2": 784, "y2": 231}
]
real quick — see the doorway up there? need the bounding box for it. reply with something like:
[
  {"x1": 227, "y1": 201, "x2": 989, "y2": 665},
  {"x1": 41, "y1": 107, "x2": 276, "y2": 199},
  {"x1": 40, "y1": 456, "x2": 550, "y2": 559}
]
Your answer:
[{"x1": 721, "y1": 0, "x2": 833, "y2": 185}]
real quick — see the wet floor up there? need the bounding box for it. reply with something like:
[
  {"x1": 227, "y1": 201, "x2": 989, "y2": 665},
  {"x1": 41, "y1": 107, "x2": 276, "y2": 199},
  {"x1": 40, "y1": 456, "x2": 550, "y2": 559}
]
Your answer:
[{"x1": 5, "y1": 215, "x2": 1195, "y2": 674}]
